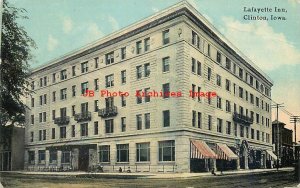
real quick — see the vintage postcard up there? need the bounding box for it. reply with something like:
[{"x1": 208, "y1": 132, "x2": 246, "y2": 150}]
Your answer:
[{"x1": 0, "y1": 0, "x2": 299, "y2": 187}]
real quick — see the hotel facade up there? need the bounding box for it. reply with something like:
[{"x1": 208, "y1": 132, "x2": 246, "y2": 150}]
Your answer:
[{"x1": 24, "y1": 1, "x2": 276, "y2": 173}]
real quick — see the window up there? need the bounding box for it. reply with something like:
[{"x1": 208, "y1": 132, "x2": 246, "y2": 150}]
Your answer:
[
  {"x1": 81, "y1": 123, "x2": 88, "y2": 136},
  {"x1": 31, "y1": 115, "x2": 34, "y2": 124},
  {"x1": 163, "y1": 110, "x2": 170, "y2": 127},
  {"x1": 71, "y1": 125, "x2": 75, "y2": 137},
  {"x1": 61, "y1": 151, "x2": 71, "y2": 163},
  {"x1": 162, "y1": 29, "x2": 170, "y2": 45},
  {"x1": 240, "y1": 125, "x2": 244, "y2": 137},
  {"x1": 225, "y1": 79, "x2": 231, "y2": 92},
  {"x1": 121, "y1": 47, "x2": 126, "y2": 60},
  {"x1": 217, "y1": 96, "x2": 222, "y2": 109},
  {"x1": 207, "y1": 67, "x2": 211, "y2": 81},
  {"x1": 52, "y1": 110, "x2": 55, "y2": 120},
  {"x1": 251, "y1": 128, "x2": 255, "y2": 139},
  {"x1": 256, "y1": 130, "x2": 260, "y2": 140},
  {"x1": 250, "y1": 94, "x2": 254, "y2": 104},
  {"x1": 246, "y1": 127, "x2": 249, "y2": 138},
  {"x1": 60, "y1": 126, "x2": 66, "y2": 138},
  {"x1": 30, "y1": 132, "x2": 34, "y2": 142},
  {"x1": 216, "y1": 51, "x2": 221, "y2": 63},
  {"x1": 117, "y1": 144, "x2": 129, "y2": 162},
  {"x1": 52, "y1": 73, "x2": 56, "y2": 83},
  {"x1": 234, "y1": 123, "x2": 238, "y2": 136},
  {"x1": 94, "y1": 57, "x2": 99, "y2": 68},
  {"x1": 121, "y1": 70, "x2": 126, "y2": 84},
  {"x1": 136, "y1": 40, "x2": 142, "y2": 54},
  {"x1": 192, "y1": 110, "x2": 196, "y2": 127},
  {"x1": 144, "y1": 37, "x2": 150, "y2": 52},
  {"x1": 72, "y1": 85, "x2": 76, "y2": 97},
  {"x1": 40, "y1": 78, "x2": 43, "y2": 87},
  {"x1": 233, "y1": 83, "x2": 236, "y2": 95},
  {"x1": 51, "y1": 128, "x2": 55, "y2": 139},
  {"x1": 94, "y1": 121, "x2": 98, "y2": 135},
  {"x1": 81, "y1": 61, "x2": 89, "y2": 73},
  {"x1": 52, "y1": 91, "x2": 56, "y2": 102},
  {"x1": 106, "y1": 52, "x2": 114, "y2": 65},
  {"x1": 245, "y1": 91, "x2": 248, "y2": 101},
  {"x1": 256, "y1": 97, "x2": 259, "y2": 107},
  {"x1": 28, "y1": 151, "x2": 35, "y2": 164},
  {"x1": 136, "y1": 143, "x2": 150, "y2": 162},
  {"x1": 105, "y1": 119, "x2": 114, "y2": 133},
  {"x1": 81, "y1": 82, "x2": 88, "y2": 95},
  {"x1": 105, "y1": 74, "x2": 114, "y2": 88},
  {"x1": 192, "y1": 31, "x2": 200, "y2": 48},
  {"x1": 226, "y1": 121, "x2": 231, "y2": 135},
  {"x1": 208, "y1": 115, "x2": 212, "y2": 130},
  {"x1": 162, "y1": 83, "x2": 170, "y2": 98},
  {"x1": 256, "y1": 113, "x2": 260, "y2": 124},
  {"x1": 136, "y1": 114, "x2": 142, "y2": 130},
  {"x1": 31, "y1": 98, "x2": 34, "y2": 107},
  {"x1": 256, "y1": 80, "x2": 259, "y2": 90},
  {"x1": 143, "y1": 113, "x2": 150, "y2": 129},
  {"x1": 39, "y1": 130, "x2": 42, "y2": 141},
  {"x1": 61, "y1": 69, "x2": 67, "y2": 80},
  {"x1": 191, "y1": 58, "x2": 196, "y2": 73},
  {"x1": 38, "y1": 150, "x2": 45, "y2": 164},
  {"x1": 43, "y1": 76, "x2": 47, "y2": 86},
  {"x1": 60, "y1": 108, "x2": 66, "y2": 118},
  {"x1": 197, "y1": 87, "x2": 201, "y2": 102},
  {"x1": 72, "y1": 66, "x2": 76, "y2": 76},
  {"x1": 207, "y1": 43, "x2": 210, "y2": 57},
  {"x1": 239, "y1": 68, "x2": 243, "y2": 79},
  {"x1": 136, "y1": 65, "x2": 142, "y2": 79},
  {"x1": 239, "y1": 87, "x2": 243, "y2": 98},
  {"x1": 40, "y1": 95, "x2": 43, "y2": 105},
  {"x1": 197, "y1": 112, "x2": 202, "y2": 128},
  {"x1": 49, "y1": 151, "x2": 57, "y2": 164},
  {"x1": 250, "y1": 76, "x2": 253, "y2": 86},
  {"x1": 226, "y1": 100, "x2": 231, "y2": 112},
  {"x1": 94, "y1": 100, "x2": 99, "y2": 112},
  {"x1": 216, "y1": 74, "x2": 221, "y2": 86},
  {"x1": 233, "y1": 63, "x2": 236, "y2": 74},
  {"x1": 43, "y1": 94, "x2": 47, "y2": 104},
  {"x1": 121, "y1": 117, "x2": 126, "y2": 132},
  {"x1": 43, "y1": 112, "x2": 46, "y2": 122},
  {"x1": 136, "y1": 89, "x2": 142, "y2": 104},
  {"x1": 121, "y1": 95, "x2": 126, "y2": 107},
  {"x1": 159, "y1": 140, "x2": 175, "y2": 161},
  {"x1": 226, "y1": 58, "x2": 231, "y2": 70},
  {"x1": 191, "y1": 84, "x2": 196, "y2": 99},
  {"x1": 99, "y1": 145, "x2": 110, "y2": 162},
  {"x1": 31, "y1": 81, "x2": 35, "y2": 90},
  {"x1": 197, "y1": 61, "x2": 201, "y2": 76},
  {"x1": 60, "y1": 88, "x2": 67, "y2": 100},
  {"x1": 217, "y1": 118, "x2": 223, "y2": 133},
  {"x1": 144, "y1": 88, "x2": 150, "y2": 103},
  {"x1": 94, "y1": 79, "x2": 99, "y2": 91},
  {"x1": 72, "y1": 105, "x2": 76, "y2": 116},
  {"x1": 144, "y1": 63, "x2": 150, "y2": 77},
  {"x1": 39, "y1": 112, "x2": 42, "y2": 122},
  {"x1": 162, "y1": 57, "x2": 170, "y2": 72}
]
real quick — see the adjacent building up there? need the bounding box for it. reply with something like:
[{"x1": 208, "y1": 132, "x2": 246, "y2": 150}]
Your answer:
[
  {"x1": 272, "y1": 120, "x2": 294, "y2": 167},
  {"x1": 24, "y1": 1, "x2": 275, "y2": 173}
]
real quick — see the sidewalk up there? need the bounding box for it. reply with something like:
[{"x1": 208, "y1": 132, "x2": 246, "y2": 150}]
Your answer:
[{"x1": 2, "y1": 167, "x2": 294, "y2": 179}]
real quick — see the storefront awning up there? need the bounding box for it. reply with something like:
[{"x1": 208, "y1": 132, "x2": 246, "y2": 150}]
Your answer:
[
  {"x1": 190, "y1": 140, "x2": 216, "y2": 159},
  {"x1": 216, "y1": 143, "x2": 238, "y2": 160},
  {"x1": 266, "y1": 150, "x2": 278, "y2": 160}
]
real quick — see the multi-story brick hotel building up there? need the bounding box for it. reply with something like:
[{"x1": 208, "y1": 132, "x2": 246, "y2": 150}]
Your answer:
[{"x1": 24, "y1": 1, "x2": 276, "y2": 173}]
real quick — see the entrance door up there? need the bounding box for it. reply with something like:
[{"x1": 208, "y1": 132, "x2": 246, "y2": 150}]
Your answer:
[{"x1": 78, "y1": 147, "x2": 89, "y2": 171}]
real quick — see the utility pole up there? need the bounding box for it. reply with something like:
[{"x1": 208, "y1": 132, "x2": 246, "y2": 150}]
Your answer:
[
  {"x1": 271, "y1": 103, "x2": 284, "y2": 171},
  {"x1": 290, "y1": 116, "x2": 300, "y2": 159}
]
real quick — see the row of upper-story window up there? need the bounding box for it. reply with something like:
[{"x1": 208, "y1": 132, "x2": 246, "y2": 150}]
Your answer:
[
  {"x1": 191, "y1": 110, "x2": 271, "y2": 143},
  {"x1": 191, "y1": 57, "x2": 271, "y2": 113},
  {"x1": 30, "y1": 29, "x2": 172, "y2": 91},
  {"x1": 191, "y1": 30, "x2": 271, "y2": 98},
  {"x1": 190, "y1": 84, "x2": 270, "y2": 128},
  {"x1": 29, "y1": 109, "x2": 171, "y2": 142}
]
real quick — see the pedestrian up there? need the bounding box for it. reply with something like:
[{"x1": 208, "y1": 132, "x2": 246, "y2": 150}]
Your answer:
[
  {"x1": 211, "y1": 168, "x2": 216, "y2": 176},
  {"x1": 119, "y1": 167, "x2": 122, "y2": 173}
]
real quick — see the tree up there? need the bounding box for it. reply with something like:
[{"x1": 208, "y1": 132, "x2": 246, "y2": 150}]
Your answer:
[{"x1": 0, "y1": 0, "x2": 36, "y2": 127}]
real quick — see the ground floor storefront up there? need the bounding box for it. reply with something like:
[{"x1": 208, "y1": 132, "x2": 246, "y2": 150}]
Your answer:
[{"x1": 24, "y1": 133, "x2": 277, "y2": 173}]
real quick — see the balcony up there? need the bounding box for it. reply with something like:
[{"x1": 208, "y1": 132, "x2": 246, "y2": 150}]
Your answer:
[
  {"x1": 54, "y1": 116, "x2": 70, "y2": 125},
  {"x1": 98, "y1": 106, "x2": 118, "y2": 118},
  {"x1": 74, "y1": 112, "x2": 91, "y2": 122},
  {"x1": 233, "y1": 112, "x2": 253, "y2": 125}
]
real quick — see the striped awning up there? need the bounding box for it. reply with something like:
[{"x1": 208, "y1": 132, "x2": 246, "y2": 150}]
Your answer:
[
  {"x1": 266, "y1": 150, "x2": 278, "y2": 160},
  {"x1": 216, "y1": 143, "x2": 238, "y2": 160},
  {"x1": 190, "y1": 140, "x2": 216, "y2": 159}
]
